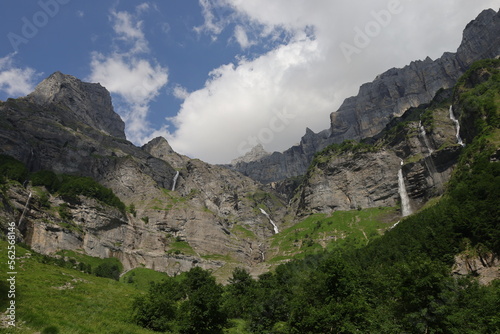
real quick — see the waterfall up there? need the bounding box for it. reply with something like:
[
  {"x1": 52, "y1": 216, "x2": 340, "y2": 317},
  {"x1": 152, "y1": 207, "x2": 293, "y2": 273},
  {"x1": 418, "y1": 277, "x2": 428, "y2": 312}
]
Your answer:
[
  {"x1": 449, "y1": 105, "x2": 465, "y2": 146},
  {"x1": 18, "y1": 192, "x2": 32, "y2": 227},
  {"x1": 418, "y1": 121, "x2": 433, "y2": 155},
  {"x1": 171, "y1": 171, "x2": 179, "y2": 191},
  {"x1": 389, "y1": 220, "x2": 400, "y2": 230},
  {"x1": 259, "y1": 208, "x2": 279, "y2": 234},
  {"x1": 418, "y1": 122, "x2": 444, "y2": 191},
  {"x1": 398, "y1": 161, "x2": 412, "y2": 217}
]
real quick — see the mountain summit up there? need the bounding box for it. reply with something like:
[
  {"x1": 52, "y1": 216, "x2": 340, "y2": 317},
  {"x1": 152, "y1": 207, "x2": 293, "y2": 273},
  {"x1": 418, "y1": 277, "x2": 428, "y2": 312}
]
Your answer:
[{"x1": 27, "y1": 71, "x2": 126, "y2": 139}]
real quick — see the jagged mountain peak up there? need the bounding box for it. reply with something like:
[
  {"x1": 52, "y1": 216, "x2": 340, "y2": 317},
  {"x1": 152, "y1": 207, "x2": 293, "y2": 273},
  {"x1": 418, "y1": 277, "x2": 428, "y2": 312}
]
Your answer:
[
  {"x1": 26, "y1": 71, "x2": 126, "y2": 139},
  {"x1": 231, "y1": 143, "x2": 271, "y2": 164},
  {"x1": 142, "y1": 136, "x2": 191, "y2": 169},
  {"x1": 143, "y1": 136, "x2": 175, "y2": 154}
]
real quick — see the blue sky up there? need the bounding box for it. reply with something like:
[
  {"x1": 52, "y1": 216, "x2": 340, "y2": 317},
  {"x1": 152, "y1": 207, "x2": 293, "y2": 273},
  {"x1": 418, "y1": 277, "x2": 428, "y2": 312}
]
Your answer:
[{"x1": 0, "y1": 1, "x2": 498, "y2": 163}]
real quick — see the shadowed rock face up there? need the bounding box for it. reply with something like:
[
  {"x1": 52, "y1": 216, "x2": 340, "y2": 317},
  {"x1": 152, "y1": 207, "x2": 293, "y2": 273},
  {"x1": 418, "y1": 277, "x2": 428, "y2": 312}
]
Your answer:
[
  {"x1": 231, "y1": 9, "x2": 500, "y2": 184},
  {"x1": 0, "y1": 71, "x2": 177, "y2": 192},
  {"x1": 27, "y1": 71, "x2": 126, "y2": 139}
]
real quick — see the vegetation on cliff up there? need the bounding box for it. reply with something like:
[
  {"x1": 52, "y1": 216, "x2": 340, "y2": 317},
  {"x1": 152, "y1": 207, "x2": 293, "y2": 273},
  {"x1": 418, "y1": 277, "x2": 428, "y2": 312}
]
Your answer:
[{"x1": 0, "y1": 156, "x2": 126, "y2": 212}]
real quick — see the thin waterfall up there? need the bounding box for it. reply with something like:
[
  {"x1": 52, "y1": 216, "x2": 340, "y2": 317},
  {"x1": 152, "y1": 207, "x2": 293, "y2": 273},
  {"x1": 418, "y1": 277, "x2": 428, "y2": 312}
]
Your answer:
[
  {"x1": 418, "y1": 121, "x2": 433, "y2": 155},
  {"x1": 171, "y1": 171, "x2": 179, "y2": 191},
  {"x1": 449, "y1": 105, "x2": 465, "y2": 146},
  {"x1": 259, "y1": 208, "x2": 279, "y2": 234},
  {"x1": 398, "y1": 161, "x2": 412, "y2": 217},
  {"x1": 18, "y1": 192, "x2": 32, "y2": 227}
]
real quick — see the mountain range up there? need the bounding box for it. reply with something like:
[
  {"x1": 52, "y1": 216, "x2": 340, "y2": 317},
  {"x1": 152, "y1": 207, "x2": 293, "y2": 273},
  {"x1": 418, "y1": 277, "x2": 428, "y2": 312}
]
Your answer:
[
  {"x1": 0, "y1": 8, "x2": 499, "y2": 283},
  {"x1": 230, "y1": 8, "x2": 500, "y2": 184}
]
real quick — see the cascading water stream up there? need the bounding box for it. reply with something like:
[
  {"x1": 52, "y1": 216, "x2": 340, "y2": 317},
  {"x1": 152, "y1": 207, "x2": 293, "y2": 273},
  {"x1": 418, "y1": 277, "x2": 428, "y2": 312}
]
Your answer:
[
  {"x1": 449, "y1": 105, "x2": 465, "y2": 146},
  {"x1": 259, "y1": 208, "x2": 279, "y2": 234},
  {"x1": 171, "y1": 171, "x2": 179, "y2": 191},
  {"x1": 18, "y1": 192, "x2": 32, "y2": 227},
  {"x1": 418, "y1": 121, "x2": 433, "y2": 155},
  {"x1": 398, "y1": 160, "x2": 412, "y2": 217}
]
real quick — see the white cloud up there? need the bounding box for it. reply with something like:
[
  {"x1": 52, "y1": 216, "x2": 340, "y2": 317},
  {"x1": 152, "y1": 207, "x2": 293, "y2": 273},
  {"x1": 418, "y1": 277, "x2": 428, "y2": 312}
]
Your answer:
[
  {"x1": 193, "y1": 0, "x2": 227, "y2": 39},
  {"x1": 110, "y1": 9, "x2": 149, "y2": 54},
  {"x1": 0, "y1": 54, "x2": 40, "y2": 98},
  {"x1": 233, "y1": 25, "x2": 255, "y2": 49},
  {"x1": 136, "y1": 3, "x2": 150, "y2": 13},
  {"x1": 172, "y1": 85, "x2": 190, "y2": 100},
  {"x1": 88, "y1": 52, "x2": 168, "y2": 143},
  {"x1": 166, "y1": 0, "x2": 498, "y2": 163},
  {"x1": 88, "y1": 7, "x2": 168, "y2": 144}
]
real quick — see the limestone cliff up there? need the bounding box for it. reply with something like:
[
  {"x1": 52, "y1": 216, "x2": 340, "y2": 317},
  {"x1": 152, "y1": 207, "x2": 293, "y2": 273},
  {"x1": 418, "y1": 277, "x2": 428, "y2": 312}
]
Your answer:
[
  {"x1": 231, "y1": 9, "x2": 500, "y2": 184},
  {"x1": 291, "y1": 92, "x2": 463, "y2": 217},
  {"x1": 0, "y1": 73, "x2": 286, "y2": 280}
]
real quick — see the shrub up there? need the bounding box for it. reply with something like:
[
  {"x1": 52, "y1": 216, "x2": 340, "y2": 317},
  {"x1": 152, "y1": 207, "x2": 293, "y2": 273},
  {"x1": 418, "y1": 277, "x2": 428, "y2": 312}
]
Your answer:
[
  {"x1": 93, "y1": 261, "x2": 121, "y2": 281},
  {"x1": 31, "y1": 170, "x2": 61, "y2": 192},
  {"x1": 0, "y1": 154, "x2": 28, "y2": 184},
  {"x1": 58, "y1": 175, "x2": 125, "y2": 212}
]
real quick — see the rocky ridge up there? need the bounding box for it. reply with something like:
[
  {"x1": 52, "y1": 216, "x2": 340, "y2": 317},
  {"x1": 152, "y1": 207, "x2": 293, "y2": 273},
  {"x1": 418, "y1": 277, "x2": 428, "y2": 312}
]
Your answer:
[{"x1": 231, "y1": 9, "x2": 500, "y2": 184}]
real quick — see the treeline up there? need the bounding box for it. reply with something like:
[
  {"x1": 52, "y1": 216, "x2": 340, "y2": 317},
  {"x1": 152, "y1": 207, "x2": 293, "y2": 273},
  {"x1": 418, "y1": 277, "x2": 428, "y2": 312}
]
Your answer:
[
  {"x1": 33, "y1": 251, "x2": 122, "y2": 281},
  {"x1": 132, "y1": 60, "x2": 500, "y2": 333},
  {"x1": 0, "y1": 154, "x2": 125, "y2": 212}
]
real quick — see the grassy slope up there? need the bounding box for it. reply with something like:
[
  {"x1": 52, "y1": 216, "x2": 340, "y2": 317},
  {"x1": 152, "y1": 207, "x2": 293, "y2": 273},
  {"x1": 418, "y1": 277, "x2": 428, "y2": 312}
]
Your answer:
[
  {"x1": 268, "y1": 206, "x2": 398, "y2": 262},
  {"x1": 0, "y1": 241, "x2": 153, "y2": 334}
]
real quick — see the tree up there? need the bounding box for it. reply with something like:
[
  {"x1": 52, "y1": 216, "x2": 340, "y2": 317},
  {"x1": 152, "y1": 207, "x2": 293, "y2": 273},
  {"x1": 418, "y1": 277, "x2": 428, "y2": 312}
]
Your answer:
[
  {"x1": 93, "y1": 261, "x2": 121, "y2": 281},
  {"x1": 179, "y1": 267, "x2": 227, "y2": 334},
  {"x1": 132, "y1": 278, "x2": 183, "y2": 332},
  {"x1": 222, "y1": 267, "x2": 256, "y2": 318}
]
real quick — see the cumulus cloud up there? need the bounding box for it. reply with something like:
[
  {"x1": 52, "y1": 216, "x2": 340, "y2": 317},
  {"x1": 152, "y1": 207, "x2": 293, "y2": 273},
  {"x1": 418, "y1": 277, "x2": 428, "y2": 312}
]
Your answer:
[
  {"x1": 166, "y1": 0, "x2": 498, "y2": 163},
  {"x1": 0, "y1": 53, "x2": 40, "y2": 98},
  {"x1": 88, "y1": 6, "x2": 168, "y2": 144}
]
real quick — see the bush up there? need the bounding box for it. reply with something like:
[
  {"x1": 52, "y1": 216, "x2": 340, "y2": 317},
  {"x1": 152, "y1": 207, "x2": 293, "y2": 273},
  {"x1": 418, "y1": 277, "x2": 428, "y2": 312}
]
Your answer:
[
  {"x1": 93, "y1": 261, "x2": 121, "y2": 281},
  {"x1": 0, "y1": 154, "x2": 28, "y2": 184},
  {"x1": 58, "y1": 175, "x2": 125, "y2": 212},
  {"x1": 57, "y1": 203, "x2": 72, "y2": 221},
  {"x1": 133, "y1": 267, "x2": 227, "y2": 333},
  {"x1": 31, "y1": 170, "x2": 61, "y2": 192}
]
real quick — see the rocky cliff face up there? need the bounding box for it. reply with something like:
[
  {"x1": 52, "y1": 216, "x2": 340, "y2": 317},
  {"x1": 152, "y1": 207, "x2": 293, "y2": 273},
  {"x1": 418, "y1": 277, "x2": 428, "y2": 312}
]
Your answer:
[
  {"x1": 27, "y1": 71, "x2": 126, "y2": 139},
  {"x1": 231, "y1": 9, "x2": 500, "y2": 184},
  {"x1": 291, "y1": 96, "x2": 463, "y2": 217},
  {"x1": 0, "y1": 73, "x2": 287, "y2": 279}
]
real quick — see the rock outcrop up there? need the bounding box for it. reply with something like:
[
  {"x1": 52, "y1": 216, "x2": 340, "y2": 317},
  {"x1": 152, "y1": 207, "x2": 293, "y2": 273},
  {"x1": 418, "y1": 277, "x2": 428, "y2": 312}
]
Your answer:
[{"x1": 231, "y1": 9, "x2": 500, "y2": 184}]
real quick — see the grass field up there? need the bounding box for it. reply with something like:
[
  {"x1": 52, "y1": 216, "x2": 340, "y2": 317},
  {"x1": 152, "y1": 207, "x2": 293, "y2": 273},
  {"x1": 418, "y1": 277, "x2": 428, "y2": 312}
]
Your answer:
[
  {"x1": 268, "y1": 206, "x2": 398, "y2": 262},
  {"x1": 0, "y1": 241, "x2": 154, "y2": 334}
]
